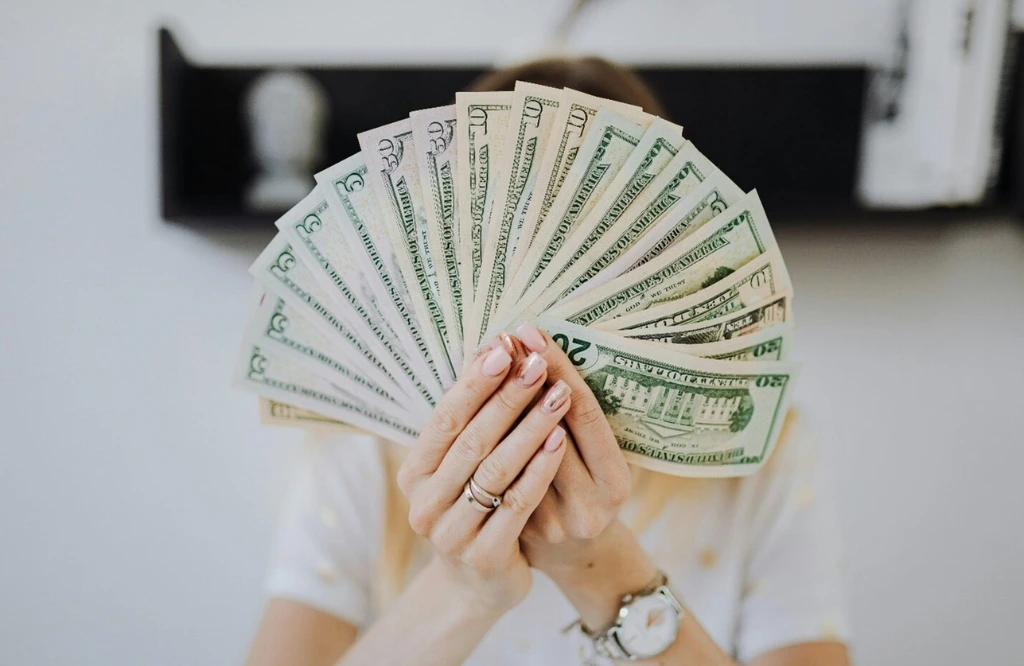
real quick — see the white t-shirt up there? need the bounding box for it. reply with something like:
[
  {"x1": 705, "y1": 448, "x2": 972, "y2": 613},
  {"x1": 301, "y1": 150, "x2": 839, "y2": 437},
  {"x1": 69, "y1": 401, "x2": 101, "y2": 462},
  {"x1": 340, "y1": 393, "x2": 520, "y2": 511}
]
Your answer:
[{"x1": 265, "y1": 413, "x2": 850, "y2": 664}]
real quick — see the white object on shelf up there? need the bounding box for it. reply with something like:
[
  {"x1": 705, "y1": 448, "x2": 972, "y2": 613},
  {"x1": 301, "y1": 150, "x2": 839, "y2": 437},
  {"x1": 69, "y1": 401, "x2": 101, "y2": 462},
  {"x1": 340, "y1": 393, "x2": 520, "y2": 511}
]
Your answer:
[{"x1": 245, "y1": 70, "x2": 328, "y2": 211}]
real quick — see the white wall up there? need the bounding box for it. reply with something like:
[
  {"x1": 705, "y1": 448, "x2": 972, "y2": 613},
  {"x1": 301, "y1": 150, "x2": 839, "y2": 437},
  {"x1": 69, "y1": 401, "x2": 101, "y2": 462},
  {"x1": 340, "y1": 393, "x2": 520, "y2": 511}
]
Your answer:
[{"x1": 2, "y1": 1, "x2": 1022, "y2": 664}]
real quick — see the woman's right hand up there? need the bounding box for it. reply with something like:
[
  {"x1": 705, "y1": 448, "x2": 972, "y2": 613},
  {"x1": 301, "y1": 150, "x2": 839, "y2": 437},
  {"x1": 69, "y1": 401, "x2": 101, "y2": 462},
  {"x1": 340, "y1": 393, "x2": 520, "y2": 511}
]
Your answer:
[{"x1": 396, "y1": 338, "x2": 573, "y2": 614}]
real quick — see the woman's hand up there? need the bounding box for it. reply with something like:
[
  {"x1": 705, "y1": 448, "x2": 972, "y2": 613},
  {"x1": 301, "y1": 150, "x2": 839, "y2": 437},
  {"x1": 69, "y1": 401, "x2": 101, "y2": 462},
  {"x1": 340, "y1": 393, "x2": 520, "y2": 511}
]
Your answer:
[
  {"x1": 396, "y1": 339, "x2": 573, "y2": 614},
  {"x1": 512, "y1": 322, "x2": 635, "y2": 576}
]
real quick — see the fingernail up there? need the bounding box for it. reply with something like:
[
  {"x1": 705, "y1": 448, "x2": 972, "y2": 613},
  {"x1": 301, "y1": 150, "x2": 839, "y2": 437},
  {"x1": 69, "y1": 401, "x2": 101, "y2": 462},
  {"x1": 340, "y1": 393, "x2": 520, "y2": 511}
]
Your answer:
[
  {"x1": 516, "y1": 352, "x2": 547, "y2": 387},
  {"x1": 542, "y1": 380, "x2": 571, "y2": 413},
  {"x1": 496, "y1": 331, "x2": 519, "y2": 362},
  {"x1": 543, "y1": 425, "x2": 566, "y2": 452},
  {"x1": 516, "y1": 322, "x2": 547, "y2": 353},
  {"x1": 481, "y1": 347, "x2": 512, "y2": 377},
  {"x1": 470, "y1": 338, "x2": 497, "y2": 361}
]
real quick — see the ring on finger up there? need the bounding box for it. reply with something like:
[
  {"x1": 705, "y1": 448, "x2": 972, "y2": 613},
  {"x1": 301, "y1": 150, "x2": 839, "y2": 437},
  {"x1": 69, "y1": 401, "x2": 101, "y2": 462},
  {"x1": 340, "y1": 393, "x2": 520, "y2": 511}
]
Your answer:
[
  {"x1": 469, "y1": 476, "x2": 503, "y2": 510},
  {"x1": 463, "y1": 480, "x2": 499, "y2": 513}
]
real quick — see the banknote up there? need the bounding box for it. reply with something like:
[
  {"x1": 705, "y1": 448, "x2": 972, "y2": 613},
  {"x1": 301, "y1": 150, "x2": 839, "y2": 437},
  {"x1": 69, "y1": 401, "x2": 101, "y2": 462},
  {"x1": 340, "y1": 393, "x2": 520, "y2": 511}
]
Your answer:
[
  {"x1": 259, "y1": 398, "x2": 359, "y2": 432},
  {"x1": 549, "y1": 190, "x2": 779, "y2": 326},
  {"x1": 680, "y1": 323, "x2": 794, "y2": 362},
  {"x1": 535, "y1": 316, "x2": 800, "y2": 477},
  {"x1": 411, "y1": 106, "x2": 465, "y2": 369},
  {"x1": 235, "y1": 342, "x2": 419, "y2": 446},
  {"x1": 503, "y1": 89, "x2": 646, "y2": 297},
  {"x1": 469, "y1": 83, "x2": 563, "y2": 350},
  {"x1": 521, "y1": 118, "x2": 687, "y2": 316},
  {"x1": 620, "y1": 292, "x2": 793, "y2": 345},
  {"x1": 496, "y1": 108, "x2": 647, "y2": 329},
  {"x1": 244, "y1": 287, "x2": 405, "y2": 411},
  {"x1": 250, "y1": 234, "x2": 417, "y2": 402},
  {"x1": 534, "y1": 138, "x2": 715, "y2": 311},
  {"x1": 359, "y1": 120, "x2": 458, "y2": 388},
  {"x1": 315, "y1": 155, "x2": 446, "y2": 393},
  {"x1": 565, "y1": 171, "x2": 745, "y2": 306},
  {"x1": 274, "y1": 191, "x2": 441, "y2": 405},
  {"x1": 455, "y1": 91, "x2": 513, "y2": 338},
  {"x1": 603, "y1": 248, "x2": 792, "y2": 331}
]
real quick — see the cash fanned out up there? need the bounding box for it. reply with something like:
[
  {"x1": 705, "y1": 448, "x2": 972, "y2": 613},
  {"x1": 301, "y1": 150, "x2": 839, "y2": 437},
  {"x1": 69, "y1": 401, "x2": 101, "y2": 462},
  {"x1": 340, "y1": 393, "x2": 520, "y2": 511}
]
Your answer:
[{"x1": 235, "y1": 82, "x2": 801, "y2": 478}]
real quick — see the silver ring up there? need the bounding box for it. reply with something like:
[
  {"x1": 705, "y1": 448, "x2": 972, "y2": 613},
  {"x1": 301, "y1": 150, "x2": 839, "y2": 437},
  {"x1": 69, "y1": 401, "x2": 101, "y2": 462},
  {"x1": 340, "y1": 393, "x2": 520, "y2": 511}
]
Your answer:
[
  {"x1": 463, "y1": 481, "x2": 496, "y2": 513},
  {"x1": 469, "y1": 476, "x2": 503, "y2": 509}
]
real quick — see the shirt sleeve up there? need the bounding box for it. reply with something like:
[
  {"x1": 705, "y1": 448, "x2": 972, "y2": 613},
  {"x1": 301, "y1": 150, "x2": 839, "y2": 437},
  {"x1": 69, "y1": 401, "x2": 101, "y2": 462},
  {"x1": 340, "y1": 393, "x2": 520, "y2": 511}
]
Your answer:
[
  {"x1": 264, "y1": 431, "x2": 386, "y2": 628},
  {"x1": 734, "y1": 413, "x2": 852, "y2": 662}
]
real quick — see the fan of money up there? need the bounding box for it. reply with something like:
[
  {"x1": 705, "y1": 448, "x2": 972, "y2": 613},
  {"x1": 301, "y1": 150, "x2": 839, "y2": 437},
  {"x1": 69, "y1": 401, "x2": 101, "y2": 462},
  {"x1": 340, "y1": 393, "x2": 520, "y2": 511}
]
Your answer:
[{"x1": 235, "y1": 82, "x2": 800, "y2": 478}]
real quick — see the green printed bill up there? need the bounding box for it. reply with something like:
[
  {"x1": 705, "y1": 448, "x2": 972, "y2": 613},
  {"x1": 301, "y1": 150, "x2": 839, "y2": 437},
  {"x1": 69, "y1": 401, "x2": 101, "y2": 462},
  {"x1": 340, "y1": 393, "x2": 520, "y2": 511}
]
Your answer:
[
  {"x1": 602, "y1": 247, "x2": 792, "y2": 332},
  {"x1": 455, "y1": 91, "x2": 512, "y2": 349},
  {"x1": 621, "y1": 292, "x2": 793, "y2": 345},
  {"x1": 536, "y1": 316, "x2": 800, "y2": 477},
  {"x1": 469, "y1": 82, "x2": 563, "y2": 350},
  {"x1": 504, "y1": 88, "x2": 646, "y2": 282},
  {"x1": 234, "y1": 341, "x2": 420, "y2": 447},
  {"x1": 496, "y1": 107, "x2": 646, "y2": 330},
  {"x1": 274, "y1": 190, "x2": 441, "y2": 405},
  {"x1": 259, "y1": 398, "x2": 357, "y2": 431},
  {"x1": 517, "y1": 119, "x2": 687, "y2": 319},
  {"x1": 358, "y1": 119, "x2": 458, "y2": 388},
  {"x1": 410, "y1": 105, "x2": 465, "y2": 367},
  {"x1": 548, "y1": 190, "x2": 779, "y2": 327}
]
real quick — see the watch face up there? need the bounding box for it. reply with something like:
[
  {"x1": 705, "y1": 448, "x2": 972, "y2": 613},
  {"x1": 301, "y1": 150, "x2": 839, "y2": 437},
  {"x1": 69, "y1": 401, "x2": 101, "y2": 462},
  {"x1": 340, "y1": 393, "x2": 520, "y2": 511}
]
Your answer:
[{"x1": 616, "y1": 594, "x2": 680, "y2": 659}]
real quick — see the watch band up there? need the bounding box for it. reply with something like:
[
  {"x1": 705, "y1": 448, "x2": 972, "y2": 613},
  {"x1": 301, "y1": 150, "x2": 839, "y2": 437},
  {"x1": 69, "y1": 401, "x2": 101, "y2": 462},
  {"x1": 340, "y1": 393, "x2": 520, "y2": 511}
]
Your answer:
[{"x1": 580, "y1": 570, "x2": 683, "y2": 661}]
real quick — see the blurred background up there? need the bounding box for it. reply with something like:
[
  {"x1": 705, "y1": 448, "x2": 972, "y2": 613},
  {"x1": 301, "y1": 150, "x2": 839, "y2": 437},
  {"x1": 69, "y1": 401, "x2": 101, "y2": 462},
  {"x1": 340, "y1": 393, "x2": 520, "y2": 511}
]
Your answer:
[{"x1": 2, "y1": 1, "x2": 1023, "y2": 664}]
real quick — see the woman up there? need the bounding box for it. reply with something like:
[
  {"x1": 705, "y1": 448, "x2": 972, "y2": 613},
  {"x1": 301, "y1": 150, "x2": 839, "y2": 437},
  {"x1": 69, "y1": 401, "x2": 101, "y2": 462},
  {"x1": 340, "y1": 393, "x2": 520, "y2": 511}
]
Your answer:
[{"x1": 246, "y1": 59, "x2": 852, "y2": 666}]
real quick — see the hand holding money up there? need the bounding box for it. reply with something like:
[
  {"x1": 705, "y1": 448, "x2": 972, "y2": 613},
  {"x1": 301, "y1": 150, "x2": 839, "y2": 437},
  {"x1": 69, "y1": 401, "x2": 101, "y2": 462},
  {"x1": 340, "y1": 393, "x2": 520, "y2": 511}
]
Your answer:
[{"x1": 235, "y1": 82, "x2": 801, "y2": 478}]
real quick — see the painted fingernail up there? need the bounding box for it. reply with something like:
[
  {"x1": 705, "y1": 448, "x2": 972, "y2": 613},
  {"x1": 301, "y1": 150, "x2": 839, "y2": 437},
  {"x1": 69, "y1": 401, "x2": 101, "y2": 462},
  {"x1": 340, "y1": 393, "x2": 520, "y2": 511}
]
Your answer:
[
  {"x1": 541, "y1": 380, "x2": 571, "y2": 413},
  {"x1": 470, "y1": 337, "x2": 498, "y2": 361},
  {"x1": 544, "y1": 425, "x2": 566, "y2": 452},
  {"x1": 496, "y1": 331, "x2": 518, "y2": 362},
  {"x1": 516, "y1": 322, "x2": 547, "y2": 353},
  {"x1": 516, "y1": 352, "x2": 547, "y2": 387},
  {"x1": 481, "y1": 347, "x2": 512, "y2": 376}
]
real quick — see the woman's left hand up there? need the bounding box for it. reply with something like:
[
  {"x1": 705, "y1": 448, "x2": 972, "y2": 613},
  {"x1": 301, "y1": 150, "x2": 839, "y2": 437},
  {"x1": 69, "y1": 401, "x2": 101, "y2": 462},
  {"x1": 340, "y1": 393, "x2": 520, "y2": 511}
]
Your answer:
[{"x1": 510, "y1": 322, "x2": 635, "y2": 574}]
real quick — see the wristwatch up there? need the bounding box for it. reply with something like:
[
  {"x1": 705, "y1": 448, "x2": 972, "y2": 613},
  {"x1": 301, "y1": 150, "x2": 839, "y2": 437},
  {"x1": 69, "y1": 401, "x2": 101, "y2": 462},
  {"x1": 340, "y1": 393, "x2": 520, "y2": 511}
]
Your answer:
[{"x1": 583, "y1": 570, "x2": 683, "y2": 661}]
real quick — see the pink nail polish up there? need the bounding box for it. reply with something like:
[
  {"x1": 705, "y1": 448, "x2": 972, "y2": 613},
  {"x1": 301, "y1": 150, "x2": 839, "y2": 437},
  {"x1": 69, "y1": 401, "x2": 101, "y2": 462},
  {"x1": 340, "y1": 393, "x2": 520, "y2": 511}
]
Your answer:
[
  {"x1": 543, "y1": 425, "x2": 566, "y2": 452},
  {"x1": 516, "y1": 352, "x2": 547, "y2": 387},
  {"x1": 542, "y1": 380, "x2": 571, "y2": 413},
  {"x1": 516, "y1": 322, "x2": 547, "y2": 353},
  {"x1": 496, "y1": 331, "x2": 518, "y2": 362},
  {"x1": 481, "y1": 347, "x2": 512, "y2": 377}
]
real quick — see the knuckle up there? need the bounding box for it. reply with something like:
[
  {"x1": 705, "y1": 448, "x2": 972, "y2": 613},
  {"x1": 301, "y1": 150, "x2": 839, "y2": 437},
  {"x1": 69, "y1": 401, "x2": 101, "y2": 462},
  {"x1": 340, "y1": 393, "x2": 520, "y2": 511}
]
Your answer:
[
  {"x1": 430, "y1": 524, "x2": 463, "y2": 556},
  {"x1": 430, "y1": 400, "x2": 462, "y2": 440},
  {"x1": 501, "y1": 485, "x2": 532, "y2": 515},
  {"x1": 606, "y1": 473, "x2": 632, "y2": 506},
  {"x1": 473, "y1": 455, "x2": 509, "y2": 496},
  {"x1": 494, "y1": 385, "x2": 522, "y2": 412},
  {"x1": 451, "y1": 429, "x2": 490, "y2": 465},
  {"x1": 573, "y1": 398, "x2": 606, "y2": 428},
  {"x1": 407, "y1": 502, "x2": 434, "y2": 537},
  {"x1": 461, "y1": 546, "x2": 500, "y2": 577}
]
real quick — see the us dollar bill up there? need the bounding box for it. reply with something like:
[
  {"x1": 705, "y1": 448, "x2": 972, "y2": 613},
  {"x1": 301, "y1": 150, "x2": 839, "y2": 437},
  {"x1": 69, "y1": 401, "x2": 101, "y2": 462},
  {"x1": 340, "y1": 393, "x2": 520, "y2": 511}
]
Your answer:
[
  {"x1": 234, "y1": 342, "x2": 419, "y2": 447},
  {"x1": 504, "y1": 88, "x2": 646, "y2": 284},
  {"x1": 679, "y1": 323, "x2": 794, "y2": 362},
  {"x1": 537, "y1": 138, "x2": 714, "y2": 310},
  {"x1": 315, "y1": 154, "x2": 446, "y2": 393},
  {"x1": 525, "y1": 118, "x2": 687, "y2": 313},
  {"x1": 566, "y1": 171, "x2": 745, "y2": 306},
  {"x1": 498, "y1": 108, "x2": 646, "y2": 329},
  {"x1": 359, "y1": 120, "x2": 458, "y2": 388},
  {"x1": 469, "y1": 83, "x2": 562, "y2": 350},
  {"x1": 245, "y1": 287, "x2": 405, "y2": 411},
  {"x1": 536, "y1": 316, "x2": 800, "y2": 478},
  {"x1": 259, "y1": 398, "x2": 358, "y2": 432},
  {"x1": 274, "y1": 191, "x2": 441, "y2": 405},
  {"x1": 410, "y1": 106, "x2": 465, "y2": 369},
  {"x1": 621, "y1": 292, "x2": 793, "y2": 345},
  {"x1": 549, "y1": 190, "x2": 779, "y2": 326},
  {"x1": 603, "y1": 248, "x2": 792, "y2": 331},
  {"x1": 250, "y1": 234, "x2": 417, "y2": 402},
  {"x1": 455, "y1": 91, "x2": 513, "y2": 340}
]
